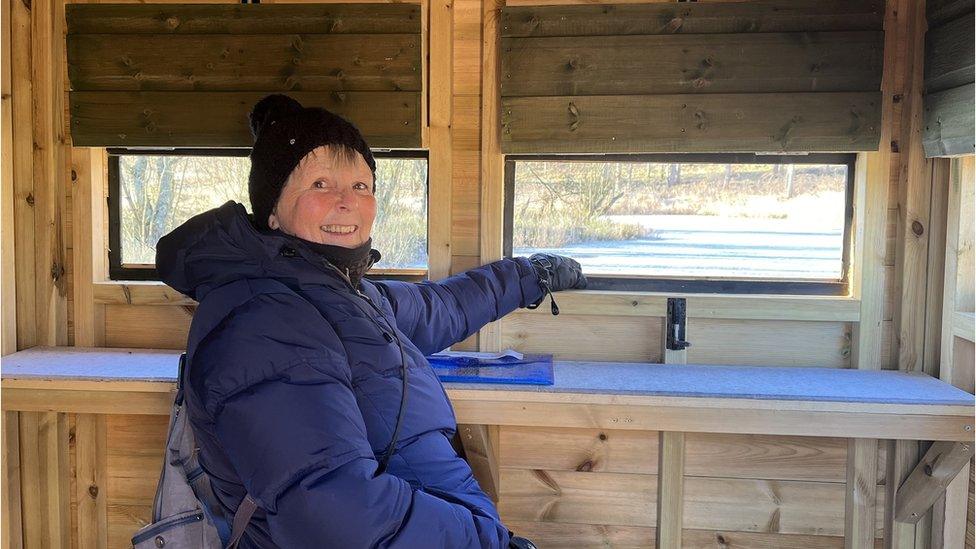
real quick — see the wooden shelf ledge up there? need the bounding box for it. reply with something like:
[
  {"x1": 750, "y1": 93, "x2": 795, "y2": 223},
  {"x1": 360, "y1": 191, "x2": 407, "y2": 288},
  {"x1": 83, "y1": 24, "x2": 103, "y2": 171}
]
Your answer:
[{"x1": 3, "y1": 347, "x2": 972, "y2": 442}]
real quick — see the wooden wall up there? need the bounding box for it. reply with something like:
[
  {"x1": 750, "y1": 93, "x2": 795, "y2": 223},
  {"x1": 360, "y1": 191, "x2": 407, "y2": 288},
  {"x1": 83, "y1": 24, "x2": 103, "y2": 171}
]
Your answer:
[{"x1": 2, "y1": 0, "x2": 973, "y2": 548}]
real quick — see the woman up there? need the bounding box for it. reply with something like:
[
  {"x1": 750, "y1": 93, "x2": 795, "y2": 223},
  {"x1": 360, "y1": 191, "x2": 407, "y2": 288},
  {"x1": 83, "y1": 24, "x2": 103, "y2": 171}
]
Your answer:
[{"x1": 156, "y1": 94, "x2": 585, "y2": 548}]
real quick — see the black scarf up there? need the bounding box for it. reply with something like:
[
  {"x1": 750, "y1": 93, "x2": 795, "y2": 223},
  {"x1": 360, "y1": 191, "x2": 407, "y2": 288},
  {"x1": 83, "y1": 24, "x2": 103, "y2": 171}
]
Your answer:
[{"x1": 277, "y1": 231, "x2": 381, "y2": 287}]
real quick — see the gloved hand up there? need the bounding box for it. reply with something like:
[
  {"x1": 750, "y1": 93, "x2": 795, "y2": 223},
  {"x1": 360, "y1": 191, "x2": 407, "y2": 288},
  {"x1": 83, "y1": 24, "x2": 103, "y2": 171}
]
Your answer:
[
  {"x1": 509, "y1": 534, "x2": 539, "y2": 549},
  {"x1": 526, "y1": 253, "x2": 587, "y2": 315}
]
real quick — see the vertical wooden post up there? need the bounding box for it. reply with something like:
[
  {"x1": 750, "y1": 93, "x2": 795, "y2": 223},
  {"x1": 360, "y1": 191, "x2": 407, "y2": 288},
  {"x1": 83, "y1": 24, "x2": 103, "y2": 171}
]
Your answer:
[
  {"x1": 657, "y1": 299, "x2": 686, "y2": 547},
  {"x1": 75, "y1": 414, "x2": 108, "y2": 548},
  {"x1": 427, "y1": 0, "x2": 454, "y2": 283},
  {"x1": 656, "y1": 431, "x2": 685, "y2": 549},
  {"x1": 18, "y1": 412, "x2": 70, "y2": 549},
  {"x1": 847, "y1": 438, "x2": 880, "y2": 549},
  {"x1": 478, "y1": 0, "x2": 505, "y2": 352},
  {"x1": 1, "y1": 0, "x2": 17, "y2": 357},
  {"x1": 458, "y1": 424, "x2": 500, "y2": 502},
  {"x1": 71, "y1": 148, "x2": 107, "y2": 347},
  {"x1": 2, "y1": 411, "x2": 24, "y2": 549},
  {"x1": 11, "y1": 0, "x2": 36, "y2": 351},
  {"x1": 31, "y1": 0, "x2": 68, "y2": 347}
]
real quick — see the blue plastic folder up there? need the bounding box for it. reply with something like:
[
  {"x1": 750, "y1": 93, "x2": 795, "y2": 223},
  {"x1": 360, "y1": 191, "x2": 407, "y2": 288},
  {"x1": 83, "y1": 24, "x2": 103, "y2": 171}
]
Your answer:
[{"x1": 426, "y1": 350, "x2": 554, "y2": 385}]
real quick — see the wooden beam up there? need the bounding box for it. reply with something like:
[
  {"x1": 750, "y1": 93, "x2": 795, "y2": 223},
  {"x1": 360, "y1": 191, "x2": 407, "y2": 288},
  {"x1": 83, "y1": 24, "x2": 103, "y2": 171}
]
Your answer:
[
  {"x1": 894, "y1": 441, "x2": 974, "y2": 523},
  {"x1": 11, "y1": 0, "x2": 36, "y2": 351},
  {"x1": 502, "y1": 32, "x2": 883, "y2": 97},
  {"x1": 655, "y1": 431, "x2": 684, "y2": 549},
  {"x1": 501, "y1": 92, "x2": 883, "y2": 154},
  {"x1": 68, "y1": 91, "x2": 422, "y2": 148},
  {"x1": 930, "y1": 459, "x2": 971, "y2": 548},
  {"x1": 67, "y1": 34, "x2": 423, "y2": 92},
  {"x1": 71, "y1": 149, "x2": 106, "y2": 347},
  {"x1": 952, "y1": 312, "x2": 975, "y2": 342},
  {"x1": 2, "y1": 412, "x2": 24, "y2": 549},
  {"x1": 65, "y1": 3, "x2": 422, "y2": 35},
  {"x1": 31, "y1": 0, "x2": 69, "y2": 348},
  {"x1": 457, "y1": 424, "x2": 500, "y2": 502},
  {"x1": 500, "y1": 1, "x2": 884, "y2": 37},
  {"x1": 923, "y1": 15, "x2": 975, "y2": 93},
  {"x1": 1, "y1": 0, "x2": 16, "y2": 357},
  {"x1": 427, "y1": 0, "x2": 453, "y2": 282},
  {"x1": 940, "y1": 156, "x2": 976, "y2": 382},
  {"x1": 922, "y1": 84, "x2": 976, "y2": 158},
  {"x1": 845, "y1": 438, "x2": 879, "y2": 549},
  {"x1": 75, "y1": 414, "x2": 108, "y2": 548},
  {"x1": 478, "y1": 0, "x2": 505, "y2": 352}
]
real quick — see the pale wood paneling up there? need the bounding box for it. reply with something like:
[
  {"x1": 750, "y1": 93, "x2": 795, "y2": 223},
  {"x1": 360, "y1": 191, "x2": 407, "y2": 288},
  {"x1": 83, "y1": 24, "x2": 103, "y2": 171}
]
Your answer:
[
  {"x1": 499, "y1": 467, "x2": 885, "y2": 537},
  {"x1": 104, "y1": 304, "x2": 191, "y2": 349},
  {"x1": 501, "y1": 312, "x2": 663, "y2": 362},
  {"x1": 500, "y1": 427, "x2": 888, "y2": 483}
]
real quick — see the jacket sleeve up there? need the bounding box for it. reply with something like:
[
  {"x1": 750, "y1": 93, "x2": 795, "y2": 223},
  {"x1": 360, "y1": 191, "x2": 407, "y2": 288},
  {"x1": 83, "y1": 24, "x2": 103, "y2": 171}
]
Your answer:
[
  {"x1": 373, "y1": 257, "x2": 545, "y2": 355},
  {"x1": 194, "y1": 293, "x2": 512, "y2": 548}
]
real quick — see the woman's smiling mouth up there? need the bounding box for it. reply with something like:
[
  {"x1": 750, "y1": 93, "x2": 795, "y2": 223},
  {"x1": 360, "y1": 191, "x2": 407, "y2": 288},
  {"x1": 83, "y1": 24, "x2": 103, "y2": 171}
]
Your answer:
[{"x1": 322, "y1": 224, "x2": 358, "y2": 235}]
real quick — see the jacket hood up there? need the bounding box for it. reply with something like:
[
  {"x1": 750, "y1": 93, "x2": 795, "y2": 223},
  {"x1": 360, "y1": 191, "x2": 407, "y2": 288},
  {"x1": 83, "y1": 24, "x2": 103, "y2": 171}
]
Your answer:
[{"x1": 156, "y1": 201, "x2": 348, "y2": 301}]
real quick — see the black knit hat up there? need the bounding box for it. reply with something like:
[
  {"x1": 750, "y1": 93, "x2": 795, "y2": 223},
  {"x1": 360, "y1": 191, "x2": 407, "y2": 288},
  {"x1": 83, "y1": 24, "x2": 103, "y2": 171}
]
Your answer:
[{"x1": 247, "y1": 94, "x2": 377, "y2": 231}]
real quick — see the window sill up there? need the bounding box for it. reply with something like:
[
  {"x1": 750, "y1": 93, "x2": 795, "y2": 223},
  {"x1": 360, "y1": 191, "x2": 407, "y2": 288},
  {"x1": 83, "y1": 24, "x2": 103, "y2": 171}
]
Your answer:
[{"x1": 93, "y1": 282, "x2": 860, "y2": 322}]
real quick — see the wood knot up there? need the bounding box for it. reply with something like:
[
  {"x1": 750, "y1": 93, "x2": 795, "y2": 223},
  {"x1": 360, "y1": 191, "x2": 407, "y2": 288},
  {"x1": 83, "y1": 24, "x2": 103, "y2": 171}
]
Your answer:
[
  {"x1": 715, "y1": 534, "x2": 729, "y2": 547},
  {"x1": 71, "y1": 169, "x2": 78, "y2": 182},
  {"x1": 575, "y1": 459, "x2": 594, "y2": 472},
  {"x1": 88, "y1": 484, "x2": 99, "y2": 499},
  {"x1": 911, "y1": 220, "x2": 924, "y2": 236},
  {"x1": 51, "y1": 262, "x2": 65, "y2": 282},
  {"x1": 165, "y1": 16, "x2": 180, "y2": 29},
  {"x1": 598, "y1": 432, "x2": 607, "y2": 441},
  {"x1": 25, "y1": 193, "x2": 34, "y2": 206},
  {"x1": 665, "y1": 17, "x2": 683, "y2": 33}
]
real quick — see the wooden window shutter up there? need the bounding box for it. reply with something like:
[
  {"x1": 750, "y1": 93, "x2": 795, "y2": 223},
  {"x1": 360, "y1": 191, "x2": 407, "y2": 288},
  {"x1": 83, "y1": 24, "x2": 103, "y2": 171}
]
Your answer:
[
  {"x1": 922, "y1": 0, "x2": 975, "y2": 157},
  {"x1": 499, "y1": 0, "x2": 884, "y2": 154},
  {"x1": 66, "y1": 4, "x2": 422, "y2": 148}
]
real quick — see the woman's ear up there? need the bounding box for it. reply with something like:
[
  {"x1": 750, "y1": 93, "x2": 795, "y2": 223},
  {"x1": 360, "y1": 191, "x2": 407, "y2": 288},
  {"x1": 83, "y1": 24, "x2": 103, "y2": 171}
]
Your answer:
[{"x1": 268, "y1": 213, "x2": 280, "y2": 230}]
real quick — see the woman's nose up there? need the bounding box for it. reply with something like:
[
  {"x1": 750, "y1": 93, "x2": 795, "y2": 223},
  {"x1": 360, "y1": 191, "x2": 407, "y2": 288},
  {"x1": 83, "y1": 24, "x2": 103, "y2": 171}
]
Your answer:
[{"x1": 335, "y1": 189, "x2": 354, "y2": 210}]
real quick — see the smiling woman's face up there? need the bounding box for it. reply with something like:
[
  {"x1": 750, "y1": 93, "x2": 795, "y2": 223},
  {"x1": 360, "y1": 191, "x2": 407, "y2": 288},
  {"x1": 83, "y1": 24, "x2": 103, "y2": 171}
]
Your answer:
[{"x1": 268, "y1": 145, "x2": 376, "y2": 248}]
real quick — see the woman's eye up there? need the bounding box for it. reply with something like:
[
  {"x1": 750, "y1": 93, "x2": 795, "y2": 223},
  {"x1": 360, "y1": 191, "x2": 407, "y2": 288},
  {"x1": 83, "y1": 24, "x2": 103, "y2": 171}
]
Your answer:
[
  {"x1": 313, "y1": 180, "x2": 328, "y2": 189},
  {"x1": 354, "y1": 182, "x2": 368, "y2": 191}
]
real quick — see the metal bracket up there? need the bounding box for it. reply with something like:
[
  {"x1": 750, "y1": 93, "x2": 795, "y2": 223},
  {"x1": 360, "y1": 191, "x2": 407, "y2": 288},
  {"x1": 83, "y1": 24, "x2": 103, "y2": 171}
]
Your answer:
[{"x1": 666, "y1": 298, "x2": 691, "y2": 351}]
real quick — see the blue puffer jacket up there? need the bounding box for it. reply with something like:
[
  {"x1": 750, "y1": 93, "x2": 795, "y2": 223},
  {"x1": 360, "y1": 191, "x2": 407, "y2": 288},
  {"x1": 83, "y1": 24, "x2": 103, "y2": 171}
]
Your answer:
[{"x1": 155, "y1": 202, "x2": 545, "y2": 548}]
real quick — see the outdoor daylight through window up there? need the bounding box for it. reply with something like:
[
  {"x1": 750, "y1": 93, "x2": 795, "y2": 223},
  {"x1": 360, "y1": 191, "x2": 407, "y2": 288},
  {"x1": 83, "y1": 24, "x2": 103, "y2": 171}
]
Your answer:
[
  {"x1": 507, "y1": 155, "x2": 853, "y2": 294},
  {"x1": 110, "y1": 150, "x2": 428, "y2": 279}
]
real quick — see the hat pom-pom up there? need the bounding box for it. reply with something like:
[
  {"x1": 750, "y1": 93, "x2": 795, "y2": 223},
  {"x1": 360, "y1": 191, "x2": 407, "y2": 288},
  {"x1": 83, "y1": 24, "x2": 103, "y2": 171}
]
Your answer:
[{"x1": 249, "y1": 94, "x2": 303, "y2": 139}]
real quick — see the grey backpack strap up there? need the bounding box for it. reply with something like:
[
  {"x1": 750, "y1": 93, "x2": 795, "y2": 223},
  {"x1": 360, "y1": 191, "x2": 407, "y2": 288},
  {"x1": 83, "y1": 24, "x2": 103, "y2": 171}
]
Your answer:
[{"x1": 226, "y1": 494, "x2": 258, "y2": 549}]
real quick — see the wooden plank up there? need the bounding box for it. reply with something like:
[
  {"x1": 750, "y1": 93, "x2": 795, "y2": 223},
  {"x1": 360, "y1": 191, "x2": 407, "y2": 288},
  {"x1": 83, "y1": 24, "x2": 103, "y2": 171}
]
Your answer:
[
  {"x1": 501, "y1": 313, "x2": 663, "y2": 362},
  {"x1": 451, "y1": 399, "x2": 974, "y2": 442},
  {"x1": 2, "y1": 412, "x2": 24, "y2": 549},
  {"x1": 924, "y1": 159, "x2": 951, "y2": 377},
  {"x1": 11, "y1": 0, "x2": 35, "y2": 351},
  {"x1": 66, "y1": 3, "x2": 421, "y2": 34},
  {"x1": 478, "y1": 0, "x2": 505, "y2": 352},
  {"x1": 501, "y1": 92, "x2": 883, "y2": 154},
  {"x1": 853, "y1": 151, "x2": 890, "y2": 370},
  {"x1": 500, "y1": 467, "x2": 885, "y2": 536},
  {"x1": 71, "y1": 149, "x2": 99, "y2": 347},
  {"x1": 75, "y1": 414, "x2": 108, "y2": 548},
  {"x1": 931, "y1": 460, "x2": 972, "y2": 548},
  {"x1": 457, "y1": 424, "x2": 500, "y2": 501},
  {"x1": 655, "y1": 432, "x2": 684, "y2": 548},
  {"x1": 18, "y1": 412, "x2": 70, "y2": 549},
  {"x1": 927, "y1": 0, "x2": 974, "y2": 28},
  {"x1": 941, "y1": 156, "x2": 976, "y2": 381},
  {"x1": 924, "y1": 15, "x2": 976, "y2": 93},
  {"x1": 894, "y1": 0, "x2": 934, "y2": 375},
  {"x1": 954, "y1": 313, "x2": 976, "y2": 342},
  {"x1": 104, "y1": 304, "x2": 192, "y2": 349},
  {"x1": 951, "y1": 156, "x2": 975, "y2": 313},
  {"x1": 67, "y1": 34, "x2": 422, "y2": 92},
  {"x1": 923, "y1": 84, "x2": 976, "y2": 158},
  {"x1": 846, "y1": 438, "x2": 880, "y2": 549},
  {"x1": 686, "y1": 319, "x2": 850, "y2": 368},
  {"x1": 3, "y1": 388, "x2": 175, "y2": 416},
  {"x1": 500, "y1": 0, "x2": 884, "y2": 38},
  {"x1": 505, "y1": 520, "x2": 876, "y2": 549},
  {"x1": 32, "y1": 0, "x2": 69, "y2": 348},
  {"x1": 427, "y1": 0, "x2": 453, "y2": 281},
  {"x1": 895, "y1": 441, "x2": 975, "y2": 523},
  {"x1": 93, "y1": 281, "x2": 193, "y2": 306},
  {"x1": 885, "y1": 439, "x2": 921, "y2": 549},
  {"x1": 1, "y1": 0, "x2": 15, "y2": 357},
  {"x1": 502, "y1": 32, "x2": 883, "y2": 97},
  {"x1": 68, "y1": 90, "x2": 421, "y2": 147}
]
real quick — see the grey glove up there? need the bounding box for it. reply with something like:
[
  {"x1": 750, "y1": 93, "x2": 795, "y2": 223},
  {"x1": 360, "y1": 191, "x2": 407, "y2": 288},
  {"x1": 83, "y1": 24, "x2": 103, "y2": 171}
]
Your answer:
[{"x1": 526, "y1": 253, "x2": 587, "y2": 315}]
